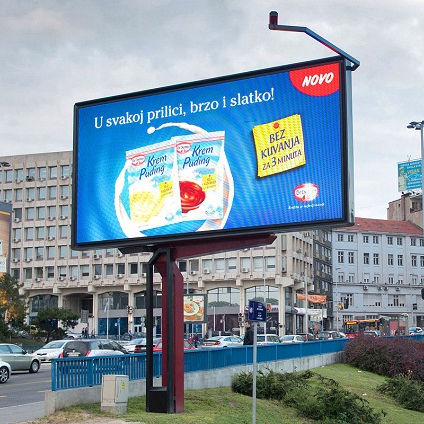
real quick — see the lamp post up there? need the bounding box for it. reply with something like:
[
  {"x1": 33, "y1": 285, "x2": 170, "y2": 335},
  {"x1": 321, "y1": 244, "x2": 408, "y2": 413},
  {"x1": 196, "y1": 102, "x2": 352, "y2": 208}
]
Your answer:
[{"x1": 407, "y1": 121, "x2": 424, "y2": 231}]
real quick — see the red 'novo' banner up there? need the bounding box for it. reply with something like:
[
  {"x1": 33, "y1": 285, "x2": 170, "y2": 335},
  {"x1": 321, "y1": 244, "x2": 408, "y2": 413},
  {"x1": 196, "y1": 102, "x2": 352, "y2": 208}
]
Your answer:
[{"x1": 289, "y1": 63, "x2": 340, "y2": 96}]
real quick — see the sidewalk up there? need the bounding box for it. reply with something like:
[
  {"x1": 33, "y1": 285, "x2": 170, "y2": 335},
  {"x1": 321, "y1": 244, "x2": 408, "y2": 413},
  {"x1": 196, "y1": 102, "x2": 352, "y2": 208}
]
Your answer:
[{"x1": 0, "y1": 401, "x2": 45, "y2": 424}]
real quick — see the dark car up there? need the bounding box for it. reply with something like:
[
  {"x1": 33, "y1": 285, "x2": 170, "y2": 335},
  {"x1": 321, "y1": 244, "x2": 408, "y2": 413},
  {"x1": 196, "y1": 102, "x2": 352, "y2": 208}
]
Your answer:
[{"x1": 61, "y1": 339, "x2": 127, "y2": 357}]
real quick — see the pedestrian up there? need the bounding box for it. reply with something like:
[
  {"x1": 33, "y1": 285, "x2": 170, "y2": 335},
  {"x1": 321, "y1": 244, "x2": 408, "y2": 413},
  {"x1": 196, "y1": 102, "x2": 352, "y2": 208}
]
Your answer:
[
  {"x1": 91, "y1": 329, "x2": 95, "y2": 338},
  {"x1": 81, "y1": 328, "x2": 86, "y2": 338},
  {"x1": 193, "y1": 333, "x2": 199, "y2": 348},
  {"x1": 243, "y1": 321, "x2": 254, "y2": 345},
  {"x1": 128, "y1": 330, "x2": 133, "y2": 340}
]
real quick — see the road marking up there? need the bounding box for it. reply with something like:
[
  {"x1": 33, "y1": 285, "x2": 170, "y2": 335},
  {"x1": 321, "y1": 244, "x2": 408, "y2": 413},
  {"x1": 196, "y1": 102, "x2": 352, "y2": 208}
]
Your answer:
[
  {"x1": 6, "y1": 379, "x2": 50, "y2": 387},
  {"x1": 0, "y1": 395, "x2": 6, "y2": 398}
]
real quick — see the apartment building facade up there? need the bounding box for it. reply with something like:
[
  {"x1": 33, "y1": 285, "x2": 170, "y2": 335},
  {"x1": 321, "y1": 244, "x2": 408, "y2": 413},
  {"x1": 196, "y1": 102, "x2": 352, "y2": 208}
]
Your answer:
[
  {"x1": 332, "y1": 217, "x2": 424, "y2": 331},
  {"x1": 0, "y1": 151, "x2": 322, "y2": 337}
]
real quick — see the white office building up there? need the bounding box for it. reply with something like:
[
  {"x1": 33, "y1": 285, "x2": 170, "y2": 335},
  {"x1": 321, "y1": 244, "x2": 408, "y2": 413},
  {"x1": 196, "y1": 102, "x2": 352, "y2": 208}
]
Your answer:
[{"x1": 332, "y1": 217, "x2": 424, "y2": 331}]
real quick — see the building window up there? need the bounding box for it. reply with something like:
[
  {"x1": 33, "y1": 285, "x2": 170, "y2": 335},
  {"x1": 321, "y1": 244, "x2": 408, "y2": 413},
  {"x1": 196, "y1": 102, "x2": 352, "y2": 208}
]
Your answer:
[
  {"x1": 3, "y1": 189, "x2": 12, "y2": 202},
  {"x1": 14, "y1": 188, "x2": 23, "y2": 202},
  {"x1": 80, "y1": 265, "x2": 89, "y2": 277},
  {"x1": 337, "y1": 251, "x2": 344, "y2": 263},
  {"x1": 388, "y1": 254, "x2": 393, "y2": 266},
  {"x1": 129, "y1": 263, "x2": 138, "y2": 275},
  {"x1": 202, "y1": 259, "x2": 212, "y2": 273},
  {"x1": 58, "y1": 266, "x2": 67, "y2": 278},
  {"x1": 25, "y1": 207, "x2": 35, "y2": 220},
  {"x1": 48, "y1": 186, "x2": 57, "y2": 200},
  {"x1": 363, "y1": 253, "x2": 369, "y2": 264},
  {"x1": 117, "y1": 263, "x2": 125, "y2": 275},
  {"x1": 93, "y1": 264, "x2": 101, "y2": 276},
  {"x1": 337, "y1": 234, "x2": 344, "y2": 242},
  {"x1": 363, "y1": 235, "x2": 369, "y2": 243},
  {"x1": 348, "y1": 252, "x2": 354, "y2": 264},
  {"x1": 411, "y1": 237, "x2": 417, "y2": 246},
  {"x1": 46, "y1": 266, "x2": 55, "y2": 279},
  {"x1": 38, "y1": 167, "x2": 47, "y2": 180},
  {"x1": 69, "y1": 265, "x2": 78, "y2": 279},
  {"x1": 61, "y1": 165, "x2": 70, "y2": 178},
  {"x1": 412, "y1": 255, "x2": 417, "y2": 267},
  {"x1": 105, "y1": 264, "x2": 113, "y2": 276},
  {"x1": 421, "y1": 256, "x2": 424, "y2": 267},
  {"x1": 397, "y1": 237, "x2": 403, "y2": 246},
  {"x1": 24, "y1": 247, "x2": 33, "y2": 260},
  {"x1": 59, "y1": 245, "x2": 67, "y2": 258},
  {"x1": 373, "y1": 235, "x2": 379, "y2": 244},
  {"x1": 373, "y1": 253, "x2": 379, "y2": 265},
  {"x1": 38, "y1": 186, "x2": 46, "y2": 200},
  {"x1": 47, "y1": 226, "x2": 56, "y2": 239},
  {"x1": 412, "y1": 275, "x2": 418, "y2": 285},
  {"x1": 47, "y1": 246, "x2": 55, "y2": 259},
  {"x1": 48, "y1": 206, "x2": 56, "y2": 219},
  {"x1": 227, "y1": 257, "x2": 237, "y2": 271},
  {"x1": 190, "y1": 259, "x2": 199, "y2": 272},
  {"x1": 59, "y1": 225, "x2": 68, "y2": 238},
  {"x1": 25, "y1": 227, "x2": 34, "y2": 241},
  {"x1": 35, "y1": 247, "x2": 44, "y2": 260},
  {"x1": 387, "y1": 236, "x2": 393, "y2": 245},
  {"x1": 240, "y1": 257, "x2": 250, "y2": 272},
  {"x1": 36, "y1": 207, "x2": 45, "y2": 220},
  {"x1": 15, "y1": 169, "x2": 23, "y2": 182},
  {"x1": 60, "y1": 205, "x2": 69, "y2": 218},
  {"x1": 398, "y1": 276, "x2": 404, "y2": 285},
  {"x1": 215, "y1": 258, "x2": 225, "y2": 272},
  {"x1": 36, "y1": 227, "x2": 45, "y2": 239},
  {"x1": 348, "y1": 274, "x2": 355, "y2": 283},
  {"x1": 5, "y1": 169, "x2": 13, "y2": 183},
  {"x1": 178, "y1": 261, "x2": 187, "y2": 272},
  {"x1": 266, "y1": 256, "x2": 275, "y2": 270},
  {"x1": 49, "y1": 166, "x2": 57, "y2": 179},
  {"x1": 60, "y1": 185, "x2": 69, "y2": 197},
  {"x1": 420, "y1": 239, "x2": 424, "y2": 247},
  {"x1": 388, "y1": 276, "x2": 394, "y2": 285},
  {"x1": 208, "y1": 287, "x2": 240, "y2": 306},
  {"x1": 373, "y1": 275, "x2": 380, "y2": 284},
  {"x1": 398, "y1": 255, "x2": 403, "y2": 266},
  {"x1": 347, "y1": 234, "x2": 354, "y2": 242}
]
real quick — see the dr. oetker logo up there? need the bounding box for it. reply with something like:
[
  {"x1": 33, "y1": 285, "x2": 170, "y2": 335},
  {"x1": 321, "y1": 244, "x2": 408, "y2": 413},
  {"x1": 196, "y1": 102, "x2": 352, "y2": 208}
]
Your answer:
[
  {"x1": 176, "y1": 142, "x2": 191, "y2": 154},
  {"x1": 131, "y1": 154, "x2": 145, "y2": 166},
  {"x1": 294, "y1": 183, "x2": 319, "y2": 202}
]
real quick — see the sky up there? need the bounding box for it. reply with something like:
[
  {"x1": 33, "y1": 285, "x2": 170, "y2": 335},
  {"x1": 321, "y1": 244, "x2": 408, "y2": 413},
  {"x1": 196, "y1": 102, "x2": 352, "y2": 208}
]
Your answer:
[{"x1": 1, "y1": 1, "x2": 423, "y2": 220}]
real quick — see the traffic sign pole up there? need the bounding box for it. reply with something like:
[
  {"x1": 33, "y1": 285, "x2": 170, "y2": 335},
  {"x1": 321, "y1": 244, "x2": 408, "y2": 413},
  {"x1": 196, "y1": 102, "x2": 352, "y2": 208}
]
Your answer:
[{"x1": 252, "y1": 321, "x2": 258, "y2": 424}]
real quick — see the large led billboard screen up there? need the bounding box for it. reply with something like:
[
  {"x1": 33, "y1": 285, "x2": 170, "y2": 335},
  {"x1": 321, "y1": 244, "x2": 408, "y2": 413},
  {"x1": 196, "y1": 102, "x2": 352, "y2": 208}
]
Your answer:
[{"x1": 73, "y1": 56, "x2": 353, "y2": 249}]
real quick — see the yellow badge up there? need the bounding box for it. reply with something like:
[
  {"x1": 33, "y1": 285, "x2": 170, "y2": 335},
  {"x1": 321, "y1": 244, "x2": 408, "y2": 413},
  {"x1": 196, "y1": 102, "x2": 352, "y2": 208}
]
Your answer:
[
  {"x1": 252, "y1": 114, "x2": 305, "y2": 178},
  {"x1": 202, "y1": 173, "x2": 217, "y2": 191}
]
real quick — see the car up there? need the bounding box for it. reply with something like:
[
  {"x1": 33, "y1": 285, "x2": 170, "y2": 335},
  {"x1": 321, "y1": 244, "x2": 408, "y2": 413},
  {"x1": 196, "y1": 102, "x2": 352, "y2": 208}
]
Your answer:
[
  {"x1": 297, "y1": 332, "x2": 318, "y2": 341},
  {"x1": 409, "y1": 326, "x2": 423, "y2": 335},
  {"x1": 316, "y1": 331, "x2": 347, "y2": 340},
  {"x1": 0, "y1": 343, "x2": 41, "y2": 373},
  {"x1": 201, "y1": 336, "x2": 243, "y2": 348},
  {"x1": 153, "y1": 339, "x2": 196, "y2": 352},
  {"x1": 363, "y1": 330, "x2": 381, "y2": 337},
  {"x1": 123, "y1": 337, "x2": 161, "y2": 353},
  {"x1": 64, "y1": 331, "x2": 81, "y2": 339},
  {"x1": 280, "y1": 335, "x2": 306, "y2": 343},
  {"x1": 0, "y1": 360, "x2": 12, "y2": 384},
  {"x1": 256, "y1": 334, "x2": 280, "y2": 345},
  {"x1": 34, "y1": 340, "x2": 69, "y2": 362},
  {"x1": 60, "y1": 339, "x2": 127, "y2": 357}
]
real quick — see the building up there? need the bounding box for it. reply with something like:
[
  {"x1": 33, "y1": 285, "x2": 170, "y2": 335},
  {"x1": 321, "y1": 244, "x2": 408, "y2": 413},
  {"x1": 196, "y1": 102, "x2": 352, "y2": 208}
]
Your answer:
[
  {"x1": 0, "y1": 151, "x2": 325, "y2": 337},
  {"x1": 387, "y1": 192, "x2": 423, "y2": 228},
  {"x1": 332, "y1": 217, "x2": 424, "y2": 331}
]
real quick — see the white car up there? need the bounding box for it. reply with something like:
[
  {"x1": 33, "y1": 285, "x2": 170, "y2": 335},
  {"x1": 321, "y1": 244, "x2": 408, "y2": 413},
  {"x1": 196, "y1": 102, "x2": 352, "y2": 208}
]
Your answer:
[
  {"x1": 0, "y1": 360, "x2": 12, "y2": 384},
  {"x1": 34, "y1": 340, "x2": 69, "y2": 362},
  {"x1": 256, "y1": 334, "x2": 280, "y2": 345},
  {"x1": 280, "y1": 335, "x2": 305, "y2": 343},
  {"x1": 202, "y1": 336, "x2": 243, "y2": 348}
]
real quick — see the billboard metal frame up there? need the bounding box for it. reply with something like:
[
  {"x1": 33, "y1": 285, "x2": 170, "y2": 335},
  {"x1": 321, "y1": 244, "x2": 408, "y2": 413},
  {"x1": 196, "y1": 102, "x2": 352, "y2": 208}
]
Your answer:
[{"x1": 72, "y1": 55, "x2": 354, "y2": 251}]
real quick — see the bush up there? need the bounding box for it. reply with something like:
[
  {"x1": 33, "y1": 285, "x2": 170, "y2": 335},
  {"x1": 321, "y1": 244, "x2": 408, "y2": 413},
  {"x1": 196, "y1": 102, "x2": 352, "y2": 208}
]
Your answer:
[
  {"x1": 378, "y1": 375, "x2": 424, "y2": 412},
  {"x1": 232, "y1": 369, "x2": 383, "y2": 424},
  {"x1": 344, "y1": 336, "x2": 424, "y2": 381}
]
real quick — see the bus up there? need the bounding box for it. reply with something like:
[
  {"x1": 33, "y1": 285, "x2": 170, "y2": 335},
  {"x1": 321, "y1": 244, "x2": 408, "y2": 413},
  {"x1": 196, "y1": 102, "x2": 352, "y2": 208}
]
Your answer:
[
  {"x1": 343, "y1": 319, "x2": 384, "y2": 338},
  {"x1": 343, "y1": 316, "x2": 407, "y2": 338}
]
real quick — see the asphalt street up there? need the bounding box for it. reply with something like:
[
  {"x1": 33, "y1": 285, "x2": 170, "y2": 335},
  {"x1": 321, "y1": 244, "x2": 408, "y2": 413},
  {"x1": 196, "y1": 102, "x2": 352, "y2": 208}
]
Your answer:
[{"x1": 0, "y1": 362, "x2": 51, "y2": 423}]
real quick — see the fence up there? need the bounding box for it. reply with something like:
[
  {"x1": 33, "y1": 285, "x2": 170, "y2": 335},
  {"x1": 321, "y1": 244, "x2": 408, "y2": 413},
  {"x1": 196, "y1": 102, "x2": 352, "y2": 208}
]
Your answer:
[{"x1": 51, "y1": 338, "x2": 348, "y2": 391}]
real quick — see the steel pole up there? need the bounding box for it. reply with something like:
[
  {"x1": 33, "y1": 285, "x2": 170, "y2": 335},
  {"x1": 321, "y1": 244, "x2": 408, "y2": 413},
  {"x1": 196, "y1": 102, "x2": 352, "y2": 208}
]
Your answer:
[
  {"x1": 421, "y1": 125, "x2": 424, "y2": 233},
  {"x1": 252, "y1": 321, "x2": 258, "y2": 424}
]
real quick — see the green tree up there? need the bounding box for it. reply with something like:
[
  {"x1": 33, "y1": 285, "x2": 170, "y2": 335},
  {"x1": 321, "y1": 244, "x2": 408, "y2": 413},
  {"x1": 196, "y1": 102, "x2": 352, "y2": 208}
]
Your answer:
[
  {"x1": 34, "y1": 307, "x2": 80, "y2": 342},
  {"x1": 0, "y1": 273, "x2": 27, "y2": 338}
]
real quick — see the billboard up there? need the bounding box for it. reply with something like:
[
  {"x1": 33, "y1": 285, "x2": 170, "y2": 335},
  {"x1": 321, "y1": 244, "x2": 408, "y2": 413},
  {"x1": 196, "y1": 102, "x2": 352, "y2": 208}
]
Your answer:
[
  {"x1": 398, "y1": 159, "x2": 422, "y2": 192},
  {"x1": 0, "y1": 202, "x2": 12, "y2": 276},
  {"x1": 183, "y1": 294, "x2": 207, "y2": 323},
  {"x1": 73, "y1": 56, "x2": 353, "y2": 249}
]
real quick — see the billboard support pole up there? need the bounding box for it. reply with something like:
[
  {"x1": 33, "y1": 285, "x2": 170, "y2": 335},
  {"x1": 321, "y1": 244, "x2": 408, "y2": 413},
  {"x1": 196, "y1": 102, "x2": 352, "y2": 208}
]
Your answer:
[
  {"x1": 268, "y1": 11, "x2": 360, "y2": 71},
  {"x1": 144, "y1": 234, "x2": 276, "y2": 414}
]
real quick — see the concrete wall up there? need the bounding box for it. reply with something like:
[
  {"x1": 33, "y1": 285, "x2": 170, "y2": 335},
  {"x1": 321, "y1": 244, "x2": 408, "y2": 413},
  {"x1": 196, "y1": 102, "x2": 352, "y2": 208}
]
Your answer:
[{"x1": 45, "y1": 351, "x2": 342, "y2": 415}]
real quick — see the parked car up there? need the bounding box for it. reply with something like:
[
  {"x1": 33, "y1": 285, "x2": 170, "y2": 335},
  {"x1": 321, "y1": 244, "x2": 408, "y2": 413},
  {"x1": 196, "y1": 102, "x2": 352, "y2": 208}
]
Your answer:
[
  {"x1": 409, "y1": 326, "x2": 423, "y2": 335},
  {"x1": 64, "y1": 331, "x2": 81, "y2": 339},
  {"x1": 256, "y1": 334, "x2": 280, "y2": 345},
  {"x1": 0, "y1": 360, "x2": 12, "y2": 383},
  {"x1": 60, "y1": 339, "x2": 127, "y2": 357},
  {"x1": 316, "y1": 331, "x2": 347, "y2": 340},
  {"x1": 280, "y1": 335, "x2": 305, "y2": 343},
  {"x1": 34, "y1": 340, "x2": 69, "y2": 362},
  {"x1": 153, "y1": 339, "x2": 195, "y2": 352},
  {"x1": 363, "y1": 330, "x2": 381, "y2": 337},
  {"x1": 297, "y1": 332, "x2": 317, "y2": 341},
  {"x1": 0, "y1": 343, "x2": 41, "y2": 373},
  {"x1": 123, "y1": 337, "x2": 161, "y2": 353},
  {"x1": 201, "y1": 336, "x2": 243, "y2": 348}
]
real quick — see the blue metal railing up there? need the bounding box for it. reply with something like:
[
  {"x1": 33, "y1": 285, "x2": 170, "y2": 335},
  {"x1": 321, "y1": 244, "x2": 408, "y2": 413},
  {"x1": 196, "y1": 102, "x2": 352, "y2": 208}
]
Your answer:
[{"x1": 51, "y1": 339, "x2": 349, "y2": 391}]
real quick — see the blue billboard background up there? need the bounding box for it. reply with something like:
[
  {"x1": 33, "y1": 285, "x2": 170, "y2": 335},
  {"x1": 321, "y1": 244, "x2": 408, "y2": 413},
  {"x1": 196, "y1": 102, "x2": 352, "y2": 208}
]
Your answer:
[{"x1": 74, "y1": 58, "x2": 346, "y2": 246}]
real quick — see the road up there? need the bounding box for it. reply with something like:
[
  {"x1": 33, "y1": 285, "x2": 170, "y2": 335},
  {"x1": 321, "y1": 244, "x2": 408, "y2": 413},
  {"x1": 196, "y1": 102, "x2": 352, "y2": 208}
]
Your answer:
[{"x1": 0, "y1": 362, "x2": 51, "y2": 424}]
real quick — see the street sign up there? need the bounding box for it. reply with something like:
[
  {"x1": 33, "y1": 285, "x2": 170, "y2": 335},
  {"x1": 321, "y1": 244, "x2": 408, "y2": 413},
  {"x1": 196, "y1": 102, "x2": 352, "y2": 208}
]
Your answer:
[{"x1": 248, "y1": 300, "x2": 267, "y2": 322}]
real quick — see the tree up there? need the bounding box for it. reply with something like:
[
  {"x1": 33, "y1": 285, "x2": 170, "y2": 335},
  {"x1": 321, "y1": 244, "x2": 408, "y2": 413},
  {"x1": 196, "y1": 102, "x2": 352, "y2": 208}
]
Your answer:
[
  {"x1": 34, "y1": 307, "x2": 80, "y2": 342},
  {"x1": 0, "y1": 273, "x2": 27, "y2": 338}
]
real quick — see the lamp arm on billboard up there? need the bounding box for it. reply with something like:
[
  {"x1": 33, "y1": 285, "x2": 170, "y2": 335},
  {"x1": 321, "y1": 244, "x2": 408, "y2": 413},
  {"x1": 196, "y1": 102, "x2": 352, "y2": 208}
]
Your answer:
[{"x1": 269, "y1": 11, "x2": 360, "y2": 71}]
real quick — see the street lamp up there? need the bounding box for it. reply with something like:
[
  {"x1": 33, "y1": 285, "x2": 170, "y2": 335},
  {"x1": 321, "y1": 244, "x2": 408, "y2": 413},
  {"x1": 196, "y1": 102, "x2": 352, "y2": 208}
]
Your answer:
[{"x1": 407, "y1": 120, "x2": 424, "y2": 232}]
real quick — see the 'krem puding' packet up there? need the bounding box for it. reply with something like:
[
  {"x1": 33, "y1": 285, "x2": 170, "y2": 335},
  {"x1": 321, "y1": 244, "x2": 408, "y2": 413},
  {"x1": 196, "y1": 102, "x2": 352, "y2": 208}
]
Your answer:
[
  {"x1": 124, "y1": 139, "x2": 181, "y2": 229},
  {"x1": 173, "y1": 131, "x2": 225, "y2": 221}
]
